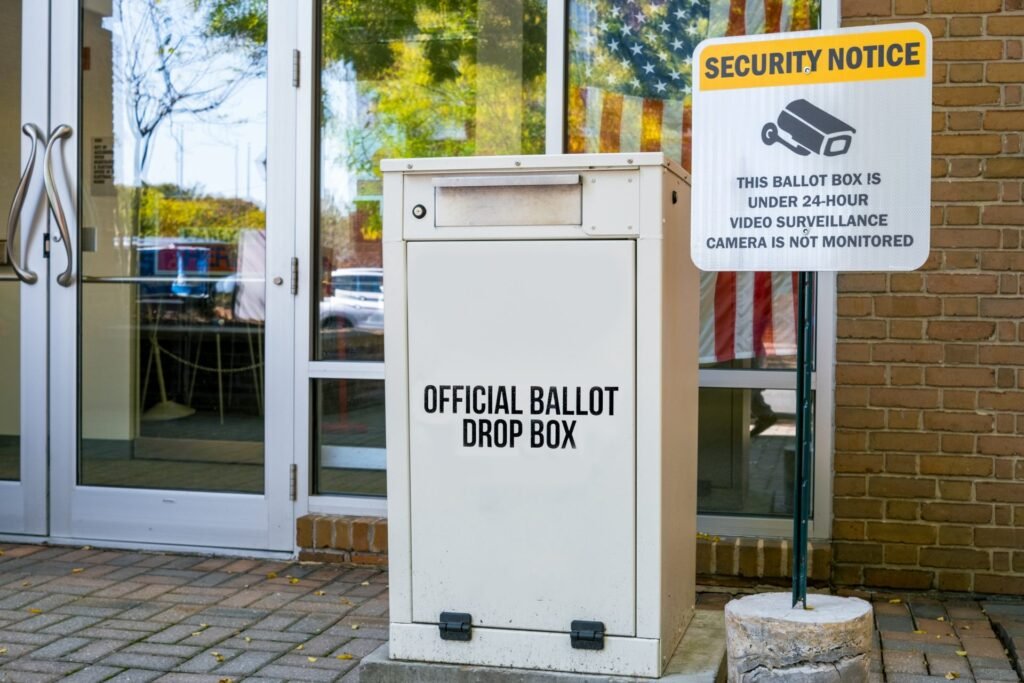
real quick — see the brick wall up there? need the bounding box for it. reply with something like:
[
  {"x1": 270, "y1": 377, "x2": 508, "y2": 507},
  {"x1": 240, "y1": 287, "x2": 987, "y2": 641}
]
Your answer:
[{"x1": 834, "y1": 0, "x2": 1024, "y2": 594}]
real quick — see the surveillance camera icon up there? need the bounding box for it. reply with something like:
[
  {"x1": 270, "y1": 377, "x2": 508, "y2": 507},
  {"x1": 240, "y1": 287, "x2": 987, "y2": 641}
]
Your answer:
[{"x1": 762, "y1": 99, "x2": 856, "y2": 157}]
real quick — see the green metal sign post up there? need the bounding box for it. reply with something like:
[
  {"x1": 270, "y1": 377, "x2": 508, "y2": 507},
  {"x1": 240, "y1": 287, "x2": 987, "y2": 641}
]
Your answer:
[{"x1": 791, "y1": 272, "x2": 816, "y2": 609}]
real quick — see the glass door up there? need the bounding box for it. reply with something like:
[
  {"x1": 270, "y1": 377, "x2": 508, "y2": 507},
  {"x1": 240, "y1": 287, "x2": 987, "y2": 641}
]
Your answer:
[
  {"x1": 0, "y1": 0, "x2": 49, "y2": 536},
  {"x1": 41, "y1": 0, "x2": 295, "y2": 550}
]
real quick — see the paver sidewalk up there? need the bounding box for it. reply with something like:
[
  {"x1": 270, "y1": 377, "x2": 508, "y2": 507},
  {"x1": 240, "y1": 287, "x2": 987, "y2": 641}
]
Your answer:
[
  {"x1": 0, "y1": 544, "x2": 386, "y2": 683},
  {"x1": 1, "y1": 543, "x2": 1022, "y2": 682}
]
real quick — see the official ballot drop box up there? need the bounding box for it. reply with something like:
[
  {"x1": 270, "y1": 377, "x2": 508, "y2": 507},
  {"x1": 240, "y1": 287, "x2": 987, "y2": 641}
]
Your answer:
[{"x1": 381, "y1": 153, "x2": 698, "y2": 678}]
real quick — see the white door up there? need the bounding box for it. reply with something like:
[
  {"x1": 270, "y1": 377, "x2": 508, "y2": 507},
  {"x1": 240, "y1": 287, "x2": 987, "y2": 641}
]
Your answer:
[
  {"x1": 0, "y1": 0, "x2": 49, "y2": 536},
  {"x1": 1, "y1": 0, "x2": 296, "y2": 552}
]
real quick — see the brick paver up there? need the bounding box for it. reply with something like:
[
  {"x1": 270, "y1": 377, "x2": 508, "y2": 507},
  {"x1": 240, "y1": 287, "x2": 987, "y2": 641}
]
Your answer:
[
  {"x1": 0, "y1": 544, "x2": 386, "y2": 683},
  {"x1": 2, "y1": 544, "x2": 1022, "y2": 682}
]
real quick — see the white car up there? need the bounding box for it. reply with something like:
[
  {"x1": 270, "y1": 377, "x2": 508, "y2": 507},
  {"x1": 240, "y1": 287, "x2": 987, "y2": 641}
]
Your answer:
[{"x1": 320, "y1": 267, "x2": 384, "y2": 331}]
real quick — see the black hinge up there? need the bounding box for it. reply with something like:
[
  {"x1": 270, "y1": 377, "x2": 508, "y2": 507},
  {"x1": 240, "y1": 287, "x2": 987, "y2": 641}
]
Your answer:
[
  {"x1": 43, "y1": 233, "x2": 50, "y2": 258},
  {"x1": 438, "y1": 612, "x2": 472, "y2": 641},
  {"x1": 570, "y1": 620, "x2": 605, "y2": 650}
]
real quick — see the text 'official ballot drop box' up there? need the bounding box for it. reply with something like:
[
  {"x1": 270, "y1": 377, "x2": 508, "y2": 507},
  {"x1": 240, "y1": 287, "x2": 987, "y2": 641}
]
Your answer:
[{"x1": 381, "y1": 153, "x2": 699, "y2": 678}]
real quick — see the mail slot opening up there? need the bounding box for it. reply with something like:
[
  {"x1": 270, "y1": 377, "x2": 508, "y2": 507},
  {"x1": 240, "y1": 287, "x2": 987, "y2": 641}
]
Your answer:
[{"x1": 433, "y1": 173, "x2": 582, "y2": 227}]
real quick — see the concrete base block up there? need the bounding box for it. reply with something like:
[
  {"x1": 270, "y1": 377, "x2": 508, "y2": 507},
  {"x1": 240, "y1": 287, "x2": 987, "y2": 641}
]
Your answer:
[
  {"x1": 724, "y1": 593, "x2": 873, "y2": 682},
  {"x1": 357, "y1": 610, "x2": 726, "y2": 682}
]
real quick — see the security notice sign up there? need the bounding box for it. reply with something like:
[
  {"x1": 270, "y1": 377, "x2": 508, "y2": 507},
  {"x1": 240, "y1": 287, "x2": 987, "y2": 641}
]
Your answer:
[{"x1": 691, "y1": 23, "x2": 932, "y2": 272}]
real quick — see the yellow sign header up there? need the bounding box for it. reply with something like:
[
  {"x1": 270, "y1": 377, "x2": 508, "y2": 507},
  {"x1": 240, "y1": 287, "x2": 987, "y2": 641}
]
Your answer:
[{"x1": 697, "y1": 28, "x2": 928, "y2": 91}]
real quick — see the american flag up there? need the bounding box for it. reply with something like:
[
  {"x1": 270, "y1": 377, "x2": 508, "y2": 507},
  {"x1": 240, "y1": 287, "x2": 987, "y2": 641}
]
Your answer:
[{"x1": 568, "y1": 0, "x2": 816, "y2": 364}]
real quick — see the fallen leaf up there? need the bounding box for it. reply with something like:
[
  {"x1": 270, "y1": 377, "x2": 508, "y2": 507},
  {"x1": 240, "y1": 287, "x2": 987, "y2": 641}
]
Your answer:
[
  {"x1": 956, "y1": 650, "x2": 967, "y2": 657},
  {"x1": 295, "y1": 644, "x2": 304, "y2": 651},
  {"x1": 191, "y1": 632, "x2": 202, "y2": 637},
  {"x1": 0, "y1": 550, "x2": 4, "y2": 556},
  {"x1": 20, "y1": 581, "x2": 29, "y2": 587},
  {"x1": 200, "y1": 623, "x2": 208, "y2": 628},
  {"x1": 314, "y1": 591, "x2": 326, "y2": 596},
  {"x1": 945, "y1": 673, "x2": 959, "y2": 680},
  {"x1": 340, "y1": 598, "x2": 353, "y2": 606},
  {"x1": 888, "y1": 598, "x2": 902, "y2": 604},
  {"x1": 218, "y1": 679, "x2": 233, "y2": 683},
  {"x1": 71, "y1": 568, "x2": 84, "y2": 574},
  {"x1": 337, "y1": 653, "x2": 354, "y2": 660},
  {"x1": 27, "y1": 608, "x2": 42, "y2": 614},
  {"x1": 0, "y1": 647, "x2": 7, "y2": 655},
  {"x1": 266, "y1": 572, "x2": 278, "y2": 579},
  {"x1": 307, "y1": 656, "x2": 318, "y2": 663},
  {"x1": 962, "y1": 625, "x2": 971, "y2": 630},
  {"x1": 81, "y1": 545, "x2": 91, "y2": 550},
  {"x1": 351, "y1": 624, "x2": 360, "y2": 630},
  {"x1": 211, "y1": 652, "x2": 220, "y2": 657},
  {"x1": 913, "y1": 630, "x2": 926, "y2": 635},
  {"x1": 937, "y1": 616, "x2": 945, "y2": 622},
  {"x1": 244, "y1": 637, "x2": 252, "y2": 643},
  {"x1": 214, "y1": 655, "x2": 224, "y2": 663},
  {"x1": 360, "y1": 581, "x2": 370, "y2": 586},
  {"x1": 289, "y1": 578, "x2": 300, "y2": 585}
]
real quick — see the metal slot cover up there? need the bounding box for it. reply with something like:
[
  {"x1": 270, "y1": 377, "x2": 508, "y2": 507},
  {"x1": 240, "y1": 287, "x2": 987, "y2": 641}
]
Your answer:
[{"x1": 433, "y1": 174, "x2": 582, "y2": 227}]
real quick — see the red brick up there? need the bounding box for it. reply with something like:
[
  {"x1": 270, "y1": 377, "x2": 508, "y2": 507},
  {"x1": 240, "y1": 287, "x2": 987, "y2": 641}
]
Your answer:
[
  {"x1": 939, "y1": 480, "x2": 973, "y2": 501},
  {"x1": 835, "y1": 498, "x2": 885, "y2": 520},
  {"x1": 949, "y1": 17, "x2": 983, "y2": 36},
  {"x1": 925, "y1": 367, "x2": 995, "y2": 387},
  {"x1": 931, "y1": 181, "x2": 999, "y2": 201},
  {"x1": 934, "y1": 86, "x2": 1000, "y2": 106},
  {"x1": 869, "y1": 477, "x2": 936, "y2": 499},
  {"x1": 987, "y1": 63, "x2": 1024, "y2": 83},
  {"x1": 869, "y1": 387, "x2": 940, "y2": 408},
  {"x1": 894, "y1": 0, "x2": 927, "y2": 13},
  {"x1": 921, "y1": 503, "x2": 993, "y2": 524},
  {"x1": 837, "y1": 273, "x2": 887, "y2": 293},
  {"x1": 974, "y1": 574, "x2": 1024, "y2": 595},
  {"x1": 866, "y1": 522, "x2": 938, "y2": 545},
  {"x1": 974, "y1": 527, "x2": 1024, "y2": 547},
  {"x1": 981, "y1": 297, "x2": 1024, "y2": 317},
  {"x1": 978, "y1": 435, "x2": 1024, "y2": 457},
  {"x1": 920, "y1": 547, "x2": 990, "y2": 569},
  {"x1": 927, "y1": 321, "x2": 996, "y2": 341},
  {"x1": 987, "y1": 15, "x2": 1024, "y2": 35},
  {"x1": 921, "y1": 455, "x2": 992, "y2": 476},
  {"x1": 886, "y1": 500, "x2": 920, "y2": 521},
  {"x1": 977, "y1": 483, "x2": 1024, "y2": 503},
  {"x1": 923, "y1": 411, "x2": 994, "y2": 433},
  {"x1": 948, "y1": 64, "x2": 983, "y2": 84},
  {"x1": 932, "y1": 134, "x2": 1002, "y2": 155},
  {"x1": 932, "y1": 0, "x2": 1000, "y2": 9},
  {"x1": 863, "y1": 568, "x2": 934, "y2": 590},
  {"x1": 842, "y1": 0, "x2": 893, "y2": 17},
  {"x1": 937, "y1": 572, "x2": 973, "y2": 592}
]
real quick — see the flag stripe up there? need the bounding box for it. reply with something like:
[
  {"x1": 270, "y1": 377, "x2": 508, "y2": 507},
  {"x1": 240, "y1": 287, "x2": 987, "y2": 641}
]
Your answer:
[
  {"x1": 641, "y1": 98, "x2": 664, "y2": 152},
  {"x1": 714, "y1": 271, "x2": 736, "y2": 361},
  {"x1": 621, "y1": 94, "x2": 643, "y2": 152},
  {"x1": 600, "y1": 92, "x2": 624, "y2": 153}
]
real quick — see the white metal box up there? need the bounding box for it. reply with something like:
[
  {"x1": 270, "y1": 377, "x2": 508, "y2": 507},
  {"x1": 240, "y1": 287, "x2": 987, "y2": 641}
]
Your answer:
[{"x1": 382, "y1": 153, "x2": 698, "y2": 678}]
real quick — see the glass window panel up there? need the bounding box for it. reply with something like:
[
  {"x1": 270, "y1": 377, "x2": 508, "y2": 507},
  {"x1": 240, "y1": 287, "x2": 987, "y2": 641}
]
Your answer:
[
  {"x1": 315, "y1": 0, "x2": 547, "y2": 362},
  {"x1": 566, "y1": 0, "x2": 819, "y2": 369},
  {"x1": 315, "y1": 379, "x2": 386, "y2": 497},
  {"x1": 697, "y1": 388, "x2": 804, "y2": 517},
  {"x1": 78, "y1": 0, "x2": 268, "y2": 493},
  {"x1": 0, "y1": 0, "x2": 21, "y2": 481}
]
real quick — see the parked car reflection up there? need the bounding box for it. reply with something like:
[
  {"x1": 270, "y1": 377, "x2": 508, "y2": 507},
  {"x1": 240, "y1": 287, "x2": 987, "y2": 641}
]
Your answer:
[
  {"x1": 320, "y1": 267, "x2": 383, "y2": 332},
  {"x1": 319, "y1": 267, "x2": 384, "y2": 361}
]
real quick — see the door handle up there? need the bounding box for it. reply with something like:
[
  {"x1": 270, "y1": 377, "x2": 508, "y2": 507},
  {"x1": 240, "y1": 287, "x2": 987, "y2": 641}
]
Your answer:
[
  {"x1": 4, "y1": 123, "x2": 46, "y2": 284},
  {"x1": 43, "y1": 124, "x2": 74, "y2": 287}
]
